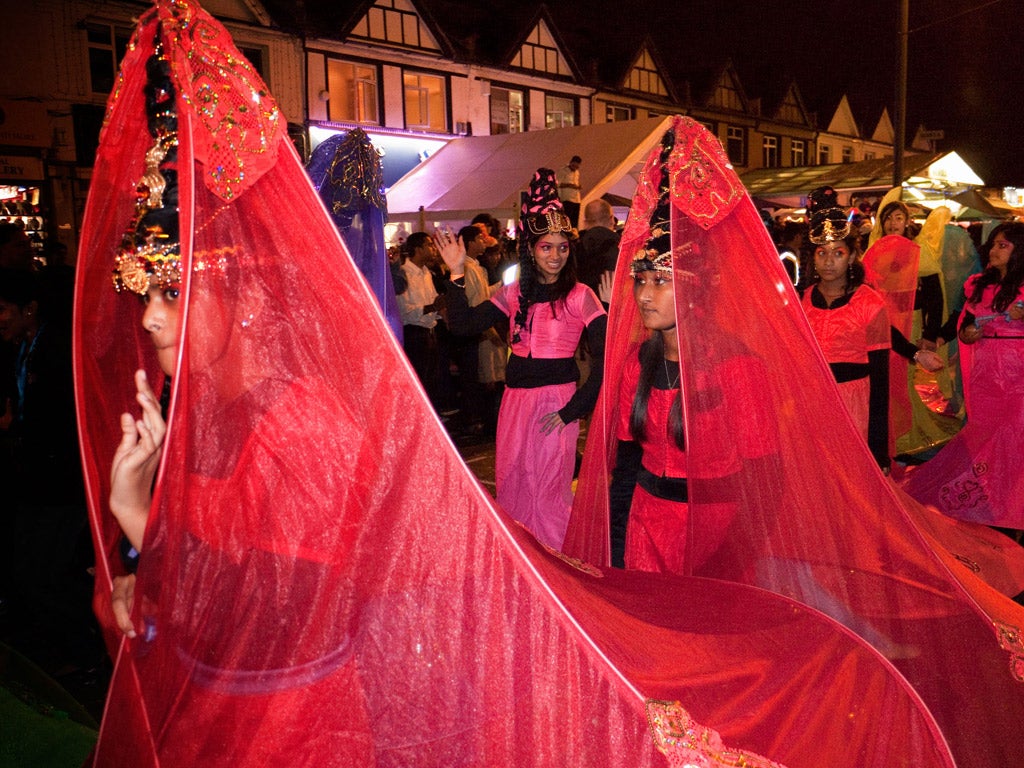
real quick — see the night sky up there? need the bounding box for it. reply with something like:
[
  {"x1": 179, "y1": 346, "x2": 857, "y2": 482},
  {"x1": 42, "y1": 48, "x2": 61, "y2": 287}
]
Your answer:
[{"x1": 578, "y1": 0, "x2": 1024, "y2": 187}]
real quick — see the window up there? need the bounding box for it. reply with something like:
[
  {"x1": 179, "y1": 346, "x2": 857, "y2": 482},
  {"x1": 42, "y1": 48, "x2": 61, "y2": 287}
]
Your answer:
[
  {"x1": 606, "y1": 104, "x2": 633, "y2": 122},
  {"x1": 762, "y1": 135, "x2": 779, "y2": 168},
  {"x1": 327, "y1": 59, "x2": 380, "y2": 124},
  {"x1": 86, "y1": 23, "x2": 131, "y2": 95},
  {"x1": 726, "y1": 125, "x2": 745, "y2": 166},
  {"x1": 865, "y1": 151, "x2": 876, "y2": 161},
  {"x1": 545, "y1": 95, "x2": 575, "y2": 129},
  {"x1": 791, "y1": 139, "x2": 805, "y2": 167},
  {"x1": 842, "y1": 146, "x2": 853, "y2": 164},
  {"x1": 404, "y1": 72, "x2": 447, "y2": 132},
  {"x1": 818, "y1": 144, "x2": 831, "y2": 165},
  {"x1": 490, "y1": 87, "x2": 524, "y2": 135},
  {"x1": 238, "y1": 46, "x2": 267, "y2": 83}
]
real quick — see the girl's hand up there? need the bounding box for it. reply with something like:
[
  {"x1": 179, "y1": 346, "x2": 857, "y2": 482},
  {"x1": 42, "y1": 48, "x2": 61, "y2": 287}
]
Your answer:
[
  {"x1": 1008, "y1": 301, "x2": 1024, "y2": 322},
  {"x1": 913, "y1": 349, "x2": 944, "y2": 372},
  {"x1": 598, "y1": 270, "x2": 614, "y2": 305},
  {"x1": 539, "y1": 411, "x2": 566, "y2": 435},
  {"x1": 109, "y1": 369, "x2": 166, "y2": 551},
  {"x1": 433, "y1": 227, "x2": 466, "y2": 277},
  {"x1": 111, "y1": 574, "x2": 137, "y2": 638},
  {"x1": 959, "y1": 324, "x2": 982, "y2": 345}
]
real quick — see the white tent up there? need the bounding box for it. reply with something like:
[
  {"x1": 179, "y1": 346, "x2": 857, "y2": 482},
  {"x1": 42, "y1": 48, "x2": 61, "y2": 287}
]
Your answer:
[{"x1": 384, "y1": 116, "x2": 673, "y2": 226}]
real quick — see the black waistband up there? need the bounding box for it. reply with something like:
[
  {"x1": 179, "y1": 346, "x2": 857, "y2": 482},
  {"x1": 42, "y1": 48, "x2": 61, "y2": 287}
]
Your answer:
[
  {"x1": 636, "y1": 467, "x2": 743, "y2": 504},
  {"x1": 636, "y1": 467, "x2": 688, "y2": 502},
  {"x1": 829, "y1": 362, "x2": 869, "y2": 383}
]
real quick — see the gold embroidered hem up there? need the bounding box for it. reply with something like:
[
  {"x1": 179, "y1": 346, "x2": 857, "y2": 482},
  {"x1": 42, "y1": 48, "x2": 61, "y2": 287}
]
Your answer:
[{"x1": 646, "y1": 700, "x2": 785, "y2": 768}]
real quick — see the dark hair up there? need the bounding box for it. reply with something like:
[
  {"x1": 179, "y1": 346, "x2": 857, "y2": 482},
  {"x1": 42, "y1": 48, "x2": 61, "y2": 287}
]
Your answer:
[
  {"x1": 629, "y1": 333, "x2": 684, "y2": 449},
  {"x1": 878, "y1": 201, "x2": 911, "y2": 239},
  {"x1": 512, "y1": 228, "x2": 578, "y2": 342},
  {"x1": 404, "y1": 231, "x2": 431, "y2": 257},
  {"x1": 458, "y1": 225, "x2": 481, "y2": 246},
  {"x1": 970, "y1": 222, "x2": 1024, "y2": 312}
]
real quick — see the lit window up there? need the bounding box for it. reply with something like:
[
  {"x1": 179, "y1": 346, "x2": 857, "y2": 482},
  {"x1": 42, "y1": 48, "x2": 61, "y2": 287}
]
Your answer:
[
  {"x1": 404, "y1": 72, "x2": 447, "y2": 131},
  {"x1": 762, "y1": 135, "x2": 779, "y2": 168},
  {"x1": 791, "y1": 139, "x2": 805, "y2": 166},
  {"x1": 606, "y1": 104, "x2": 633, "y2": 122},
  {"x1": 545, "y1": 95, "x2": 575, "y2": 129},
  {"x1": 490, "y1": 87, "x2": 524, "y2": 135},
  {"x1": 327, "y1": 60, "x2": 379, "y2": 124}
]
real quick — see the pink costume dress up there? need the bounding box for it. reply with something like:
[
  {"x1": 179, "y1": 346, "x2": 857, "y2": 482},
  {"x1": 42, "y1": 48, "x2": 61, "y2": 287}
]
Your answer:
[
  {"x1": 801, "y1": 283, "x2": 891, "y2": 466},
  {"x1": 904, "y1": 276, "x2": 1024, "y2": 528},
  {"x1": 616, "y1": 351, "x2": 776, "y2": 575},
  {"x1": 489, "y1": 280, "x2": 605, "y2": 549}
]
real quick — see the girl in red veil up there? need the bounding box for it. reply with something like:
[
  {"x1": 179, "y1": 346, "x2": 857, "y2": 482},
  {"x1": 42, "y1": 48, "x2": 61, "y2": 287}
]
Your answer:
[
  {"x1": 73, "y1": 4, "x2": 1016, "y2": 766},
  {"x1": 566, "y1": 116, "x2": 1024, "y2": 768}
]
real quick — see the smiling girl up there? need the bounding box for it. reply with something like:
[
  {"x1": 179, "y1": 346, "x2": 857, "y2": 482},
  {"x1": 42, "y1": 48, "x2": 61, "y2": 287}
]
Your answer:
[{"x1": 439, "y1": 188, "x2": 606, "y2": 551}]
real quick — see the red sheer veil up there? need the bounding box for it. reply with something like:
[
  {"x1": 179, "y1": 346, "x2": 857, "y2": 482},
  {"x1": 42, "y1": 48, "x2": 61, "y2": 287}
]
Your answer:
[
  {"x1": 566, "y1": 116, "x2": 1024, "y2": 768},
  {"x1": 72, "y1": 8, "x2": 1007, "y2": 764}
]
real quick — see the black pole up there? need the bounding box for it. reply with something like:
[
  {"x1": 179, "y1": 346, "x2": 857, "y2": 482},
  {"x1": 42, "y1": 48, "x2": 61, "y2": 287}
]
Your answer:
[{"x1": 894, "y1": 0, "x2": 908, "y2": 191}]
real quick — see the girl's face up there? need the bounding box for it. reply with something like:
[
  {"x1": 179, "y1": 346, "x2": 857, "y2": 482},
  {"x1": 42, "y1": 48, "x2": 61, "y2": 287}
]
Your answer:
[
  {"x1": 633, "y1": 269, "x2": 676, "y2": 331},
  {"x1": 531, "y1": 234, "x2": 570, "y2": 284},
  {"x1": 883, "y1": 209, "x2": 908, "y2": 237},
  {"x1": 988, "y1": 233, "x2": 1015, "y2": 274},
  {"x1": 141, "y1": 283, "x2": 182, "y2": 377},
  {"x1": 814, "y1": 241, "x2": 852, "y2": 283}
]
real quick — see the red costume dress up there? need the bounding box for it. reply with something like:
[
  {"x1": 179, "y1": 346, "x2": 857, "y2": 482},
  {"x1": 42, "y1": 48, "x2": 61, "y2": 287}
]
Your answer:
[
  {"x1": 74, "y1": 16, "x2": 1023, "y2": 763},
  {"x1": 566, "y1": 116, "x2": 1024, "y2": 768},
  {"x1": 617, "y1": 352, "x2": 775, "y2": 575},
  {"x1": 800, "y1": 283, "x2": 891, "y2": 466}
]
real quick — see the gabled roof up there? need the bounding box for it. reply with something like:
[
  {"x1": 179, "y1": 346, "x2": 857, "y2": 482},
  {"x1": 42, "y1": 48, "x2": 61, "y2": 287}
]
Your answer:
[{"x1": 678, "y1": 60, "x2": 748, "y2": 114}]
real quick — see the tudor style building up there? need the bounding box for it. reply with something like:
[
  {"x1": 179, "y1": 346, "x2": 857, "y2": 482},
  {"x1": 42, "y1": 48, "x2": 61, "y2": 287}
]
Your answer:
[{"x1": 1, "y1": 0, "x2": 923, "y2": 258}]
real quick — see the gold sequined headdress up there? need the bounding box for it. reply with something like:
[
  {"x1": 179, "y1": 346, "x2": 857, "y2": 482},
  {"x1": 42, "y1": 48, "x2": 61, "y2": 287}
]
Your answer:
[
  {"x1": 631, "y1": 130, "x2": 675, "y2": 275},
  {"x1": 112, "y1": 38, "x2": 182, "y2": 294},
  {"x1": 806, "y1": 185, "x2": 852, "y2": 245}
]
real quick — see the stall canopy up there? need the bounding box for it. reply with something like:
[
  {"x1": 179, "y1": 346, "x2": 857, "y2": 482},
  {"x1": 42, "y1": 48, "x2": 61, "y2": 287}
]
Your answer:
[
  {"x1": 951, "y1": 188, "x2": 1021, "y2": 220},
  {"x1": 741, "y1": 151, "x2": 984, "y2": 208},
  {"x1": 385, "y1": 116, "x2": 673, "y2": 224}
]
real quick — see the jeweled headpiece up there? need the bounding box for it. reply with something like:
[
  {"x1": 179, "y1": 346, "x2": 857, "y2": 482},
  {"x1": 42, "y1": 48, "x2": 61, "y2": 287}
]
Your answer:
[
  {"x1": 518, "y1": 168, "x2": 573, "y2": 260},
  {"x1": 113, "y1": 38, "x2": 181, "y2": 294},
  {"x1": 631, "y1": 129, "x2": 675, "y2": 275},
  {"x1": 523, "y1": 210, "x2": 573, "y2": 238},
  {"x1": 806, "y1": 185, "x2": 851, "y2": 245}
]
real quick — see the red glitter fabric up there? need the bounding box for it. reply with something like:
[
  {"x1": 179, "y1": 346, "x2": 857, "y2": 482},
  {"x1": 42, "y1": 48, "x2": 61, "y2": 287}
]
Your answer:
[{"x1": 566, "y1": 115, "x2": 1024, "y2": 768}]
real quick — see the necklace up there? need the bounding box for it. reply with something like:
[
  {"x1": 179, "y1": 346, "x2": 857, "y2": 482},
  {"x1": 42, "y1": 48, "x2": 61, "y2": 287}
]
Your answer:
[{"x1": 663, "y1": 357, "x2": 680, "y2": 389}]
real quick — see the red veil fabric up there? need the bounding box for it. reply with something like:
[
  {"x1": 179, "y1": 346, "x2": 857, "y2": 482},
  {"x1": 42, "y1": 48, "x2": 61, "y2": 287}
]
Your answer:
[
  {"x1": 72, "y1": 7, "x2": 1012, "y2": 766},
  {"x1": 565, "y1": 116, "x2": 1024, "y2": 768},
  {"x1": 863, "y1": 234, "x2": 919, "y2": 449}
]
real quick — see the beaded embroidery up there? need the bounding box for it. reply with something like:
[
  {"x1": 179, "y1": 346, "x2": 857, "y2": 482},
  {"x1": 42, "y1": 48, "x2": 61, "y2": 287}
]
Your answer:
[
  {"x1": 323, "y1": 128, "x2": 387, "y2": 215},
  {"x1": 646, "y1": 700, "x2": 785, "y2": 768},
  {"x1": 994, "y1": 622, "x2": 1024, "y2": 682}
]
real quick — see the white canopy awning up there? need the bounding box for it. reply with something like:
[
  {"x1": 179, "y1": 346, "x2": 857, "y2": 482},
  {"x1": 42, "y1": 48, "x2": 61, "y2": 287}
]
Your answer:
[{"x1": 385, "y1": 116, "x2": 673, "y2": 224}]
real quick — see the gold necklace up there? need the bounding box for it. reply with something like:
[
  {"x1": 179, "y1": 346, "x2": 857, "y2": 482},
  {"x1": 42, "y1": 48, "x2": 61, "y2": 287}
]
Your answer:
[{"x1": 663, "y1": 357, "x2": 680, "y2": 389}]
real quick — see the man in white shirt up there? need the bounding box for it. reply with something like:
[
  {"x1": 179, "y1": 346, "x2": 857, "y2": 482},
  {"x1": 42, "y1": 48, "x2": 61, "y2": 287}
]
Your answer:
[
  {"x1": 556, "y1": 155, "x2": 582, "y2": 228},
  {"x1": 397, "y1": 231, "x2": 442, "y2": 405}
]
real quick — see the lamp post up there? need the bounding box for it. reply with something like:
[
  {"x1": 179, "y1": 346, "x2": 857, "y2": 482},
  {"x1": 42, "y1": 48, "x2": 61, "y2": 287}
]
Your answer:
[{"x1": 893, "y1": 0, "x2": 908, "y2": 191}]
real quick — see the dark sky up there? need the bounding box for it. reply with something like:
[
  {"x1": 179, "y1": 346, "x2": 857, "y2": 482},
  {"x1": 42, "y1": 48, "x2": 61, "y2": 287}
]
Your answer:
[{"x1": 580, "y1": 0, "x2": 1024, "y2": 186}]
